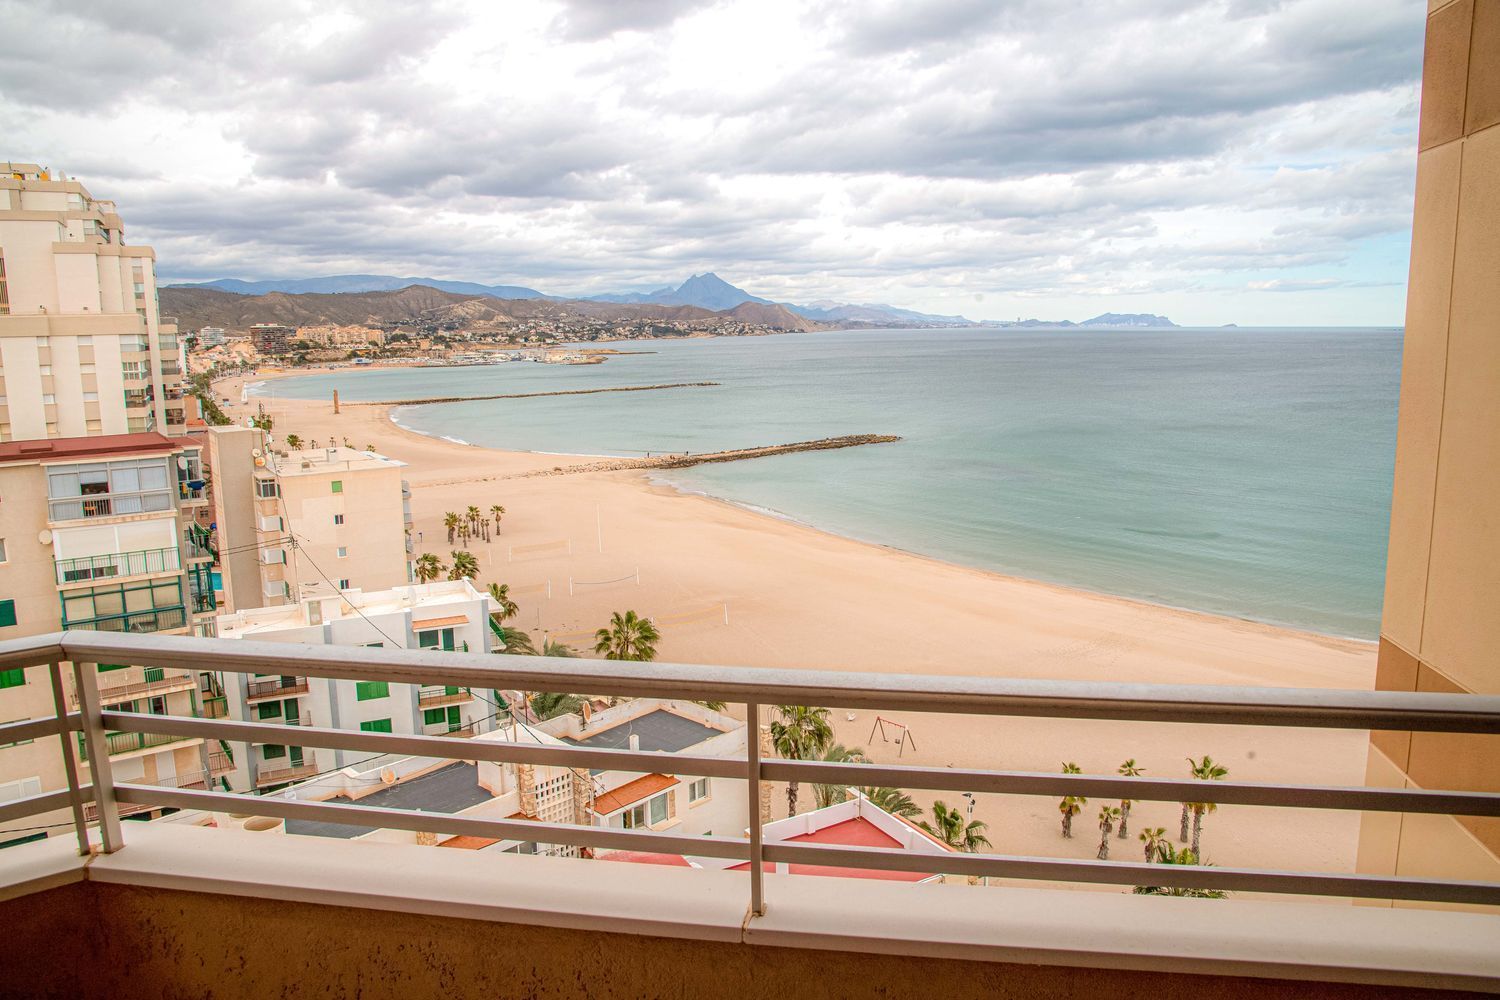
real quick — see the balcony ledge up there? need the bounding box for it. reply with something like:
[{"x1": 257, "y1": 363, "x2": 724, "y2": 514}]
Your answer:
[{"x1": 2, "y1": 825, "x2": 1496, "y2": 994}]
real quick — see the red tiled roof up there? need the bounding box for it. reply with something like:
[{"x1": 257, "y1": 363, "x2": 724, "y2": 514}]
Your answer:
[
  {"x1": 0, "y1": 432, "x2": 181, "y2": 464},
  {"x1": 727, "y1": 817, "x2": 941, "y2": 882},
  {"x1": 592, "y1": 773, "x2": 677, "y2": 816},
  {"x1": 597, "y1": 850, "x2": 693, "y2": 868},
  {"x1": 438, "y1": 835, "x2": 500, "y2": 850}
]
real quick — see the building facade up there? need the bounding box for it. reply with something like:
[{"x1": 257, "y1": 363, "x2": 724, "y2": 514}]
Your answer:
[
  {"x1": 249, "y1": 324, "x2": 294, "y2": 356},
  {"x1": 0, "y1": 163, "x2": 184, "y2": 442},
  {"x1": 214, "y1": 580, "x2": 496, "y2": 790}
]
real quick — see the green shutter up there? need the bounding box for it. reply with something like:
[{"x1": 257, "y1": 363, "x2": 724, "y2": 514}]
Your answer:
[
  {"x1": 355, "y1": 681, "x2": 389, "y2": 701},
  {"x1": 359, "y1": 718, "x2": 392, "y2": 734},
  {"x1": 331, "y1": 480, "x2": 343, "y2": 494},
  {"x1": 417, "y1": 631, "x2": 439, "y2": 649},
  {"x1": 263, "y1": 744, "x2": 286, "y2": 760},
  {"x1": 257, "y1": 701, "x2": 282, "y2": 720},
  {"x1": 0, "y1": 668, "x2": 25, "y2": 689},
  {"x1": 423, "y1": 708, "x2": 445, "y2": 726},
  {"x1": 97, "y1": 663, "x2": 129, "y2": 672},
  {"x1": 446, "y1": 705, "x2": 460, "y2": 727},
  {"x1": 0, "y1": 600, "x2": 16, "y2": 628}
]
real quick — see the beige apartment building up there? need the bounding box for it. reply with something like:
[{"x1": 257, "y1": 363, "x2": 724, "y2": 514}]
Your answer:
[
  {"x1": 207, "y1": 427, "x2": 412, "y2": 612},
  {"x1": 0, "y1": 432, "x2": 224, "y2": 844},
  {"x1": 1355, "y1": 0, "x2": 1500, "y2": 895},
  {"x1": 0, "y1": 163, "x2": 185, "y2": 442}
]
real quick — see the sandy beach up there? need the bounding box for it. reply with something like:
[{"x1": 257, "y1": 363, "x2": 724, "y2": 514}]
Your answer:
[{"x1": 220, "y1": 366, "x2": 1378, "y2": 892}]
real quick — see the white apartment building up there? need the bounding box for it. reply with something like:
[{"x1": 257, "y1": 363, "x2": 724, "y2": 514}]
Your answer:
[
  {"x1": 0, "y1": 432, "x2": 223, "y2": 845},
  {"x1": 0, "y1": 163, "x2": 185, "y2": 442},
  {"x1": 214, "y1": 580, "x2": 497, "y2": 790},
  {"x1": 206, "y1": 428, "x2": 413, "y2": 612}
]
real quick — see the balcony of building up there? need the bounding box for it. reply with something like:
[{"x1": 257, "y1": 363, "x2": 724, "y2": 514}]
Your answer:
[
  {"x1": 54, "y1": 546, "x2": 182, "y2": 587},
  {"x1": 245, "y1": 676, "x2": 310, "y2": 702},
  {"x1": 74, "y1": 728, "x2": 200, "y2": 763},
  {"x1": 80, "y1": 666, "x2": 198, "y2": 709},
  {"x1": 60, "y1": 605, "x2": 187, "y2": 634},
  {"x1": 0, "y1": 632, "x2": 1494, "y2": 998},
  {"x1": 256, "y1": 761, "x2": 320, "y2": 788},
  {"x1": 182, "y1": 523, "x2": 214, "y2": 562},
  {"x1": 418, "y1": 685, "x2": 473, "y2": 710}
]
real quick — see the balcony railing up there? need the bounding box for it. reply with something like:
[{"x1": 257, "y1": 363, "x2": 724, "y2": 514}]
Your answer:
[
  {"x1": 86, "y1": 670, "x2": 197, "y2": 707},
  {"x1": 418, "y1": 685, "x2": 472, "y2": 709},
  {"x1": 55, "y1": 546, "x2": 181, "y2": 585},
  {"x1": 256, "y1": 762, "x2": 320, "y2": 787},
  {"x1": 63, "y1": 606, "x2": 187, "y2": 634},
  {"x1": 1, "y1": 631, "x2": 1498, "y2": 927},
  {"x1": 76, "y1": 728, "x2": 196, "y2": 762},
  {"x1": 245, "y1": 676, "x2": 309, "y2": 701}
]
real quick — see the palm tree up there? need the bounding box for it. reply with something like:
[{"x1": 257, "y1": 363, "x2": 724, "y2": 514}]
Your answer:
[
  {"x1": 1139, "y1": 826, "x2": 1169, "y2": 863},
  {"x1": 285, "y1": 433, "x2": 302, "y2": 449},
  {"x1": 1058, "y1": 762, "x2": 1087, "y2": 839},
  {"x1": 448, "y1": 550, "x2": 479, "y2": 581},
  {"x1": 443, "y1": 512, "x2": 460, "y2": 544},
  {"x1": 770, "y1": 705, "x2": 833, "y2": 817},
  {"x1": 541, "y1": 638, "x2": 578, "y2": 657},
  {"x1": 920, "y1": 800, "x2": 992, "y2": 852},
  {"x1": 811, "y1": 743, "x2": 869, "y2": 810},
  {"x1": 466, "y1": 505, "x2": 482, "y2": 532},
  {"x1": 528, "y1": 691, "x2": 584, "y2": 721},
  {"x1": 1096, "y1": 805, "x2": 1121, "y2": 860},
  {"x1": 594, "y1": 610, "x2": 660, "y2": 662},
  {"x1": 857, "y1": 786, "x2": 921, "y2": 819},
  {"x1": 487, "y1": 582, "x2": 518, "y2": 623},
  {"x1": 1132, "y1": 843, "x2": 1227, "y2": 898},
  {"x1": 413, "y1": 553, "x2": 444, "y2": 585},
  {"x1": 1185, "y1": 755, "x2": 1229, "y2": 856},
  {"x1": 492, "y1": 626, "x2": 537, "y2": 656},
  {"x1": 490, "y1": 504, "x2": 506, "y2": 531},
  {"x1": 1117, "y1": 759, "x2": 1144, "y2": 838}
]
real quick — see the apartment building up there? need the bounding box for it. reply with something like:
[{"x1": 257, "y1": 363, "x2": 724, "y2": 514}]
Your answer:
[
  {"x1": 0, "y1": 432, "x2": 222, "y2": 843},
  {"x1": 195, "y1": 327, "x2": 226, "y2": 348},
  {"x1": 206, "y1": 427, "x2": 412, "y2": 612},
  {"x1": 0, "y1": 163, "x2": 185, "y2": 441},
  {"x1": 249, "y1": 324, "x2": 294, "y2": 356},
  {"x1": 213, "y1": 580, "x2": 496, "y2": 790}
]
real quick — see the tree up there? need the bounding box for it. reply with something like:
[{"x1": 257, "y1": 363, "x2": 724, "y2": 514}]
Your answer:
[
  {"x1": 491, "y1": 504, "x2": 506, "y2": 531},
  {"x1": 593, "y1": 610, "x2": 660, "y2": 662},
  {"x1": 285, "y1": 433, "x2": 303, "y2": 449},
  {"x1": 413, "y1": 553, "x2": 444, "y2": 585},
  {"x1": 1117, "y1": 759, "x2": 1144, "y2": 839},
  {"x1": 770, "y1": 705, "x2": 833, "y2": 817},
  {"x1": 449, "y1": 550, "x2": 479, "y2": 581},
  {"x1": 1096, "y1": 805, "x2": 1121, "y2": 860},
  {"x1": 466, "y1": 504, "x2": 482, "y2": 532},
  {"x1": 444, "y1": 512, "x2": 461, "y2": 544},
  {"x1": 1139, "y1": 826, "x2": 1169, "y2": 863},
  {"x1": 1132, "y1": 843, "x2": 1227, "y2": 899},
  {"x1": 541, "y1": 638, "x2": 578, "y2": 658},
  {"x1": 919, "y1": 800, "x2": 992, "y2": 852},
  {"x1": 1058, "y1": 762, "x2": 1086, "y2": 838},
  {"x1": 528, "y1": 691, "x2": 584, "y2": 721},
  {"x1": 1185, "y1": 755, "x2": 1229, "y2": 856},
  {"x1": 811, "y1": 743, "x2": 869, "y2": 810},
  {"x1": 492, "y1": 626, "x2": 537, "y2": 656},
  {"x1": 487, "y1": 582, "x2": 518, "y2": 623},
  {"x1": 857, "y1": 786, "x2": 921, "y2": 819}
]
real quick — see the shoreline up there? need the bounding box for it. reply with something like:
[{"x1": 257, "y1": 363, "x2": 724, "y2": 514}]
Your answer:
[{"x1": 244, "y1": 374, "x2": 1371, "y2": 648}]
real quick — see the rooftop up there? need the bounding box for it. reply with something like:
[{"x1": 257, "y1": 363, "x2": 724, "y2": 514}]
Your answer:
[
  {"x1": 559, "y1": 708, "x2": 725, "y2": 755},
  {"x1": 285, "y1": 763, "x2": 490, "y2": 840},
  {"x1": 0, "y1": 432, "x2": 181, "y2": 465},
  {"x1": 268, "y1": 445, "x2": 406, "y2": 477},
  {"x1": 216, "y1": 580, "x2": 491, "y2": 639},
  {"x1": 592, "y1": 773, "x2": 678, "y2": 816}
]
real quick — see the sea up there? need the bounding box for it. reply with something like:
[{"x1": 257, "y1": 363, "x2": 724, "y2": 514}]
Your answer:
[{"x1": 253, "y1": 327, "x2": 1401, "y2": 639}]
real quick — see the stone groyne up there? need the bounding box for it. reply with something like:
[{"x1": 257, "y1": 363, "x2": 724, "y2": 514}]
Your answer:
[
  {"x1": 360, "y1": 382, "x2": 720, "y2": 406},
  {"x1": 509, "y1": 434, "x2": 902, "y2": 479}
]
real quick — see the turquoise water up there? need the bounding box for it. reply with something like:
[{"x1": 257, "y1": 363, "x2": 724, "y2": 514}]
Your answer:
[{"x1": 257, "y1": 328, "x2": 1401, "y2": 638}]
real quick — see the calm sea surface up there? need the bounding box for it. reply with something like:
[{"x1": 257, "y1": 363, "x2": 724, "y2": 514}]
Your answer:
[{"x1": 256, "y1": 328, "x2": 1401, "y2": 638}]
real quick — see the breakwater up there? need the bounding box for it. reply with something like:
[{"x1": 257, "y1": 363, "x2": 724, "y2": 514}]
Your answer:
[
  {"x1": 510, "y1": 434, "x2": 902, "y2": 478},
  {"x1": 360, "y1": 382, "x2": 719, "y2": 406}
]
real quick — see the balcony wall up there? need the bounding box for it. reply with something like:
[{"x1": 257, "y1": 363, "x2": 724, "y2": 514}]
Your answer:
[{"x1": 1, "y1": 826, "x2": 1493, "y2": 1000}]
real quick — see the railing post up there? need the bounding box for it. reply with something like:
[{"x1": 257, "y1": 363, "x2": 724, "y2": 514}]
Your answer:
[
  {"x1": 745, "y1": 700, "x2": 765, "y2": 917},
  {"x1": 47, "y1": 662, "x2": 91, "y2": 856},
  {"x1": 73, "y1": 658, "x2": 124, "y2": 853}
]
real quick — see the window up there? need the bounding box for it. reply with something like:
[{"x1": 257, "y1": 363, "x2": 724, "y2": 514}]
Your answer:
[
  {"x1": 336, "y1": 546, "x2": 348, "y2": 558},
  {"x1": 78, "y1": 336, "x2": 92, "y2": 347},
  {"x1": 417, "y1": 628, "x2": 456, "y2": 651},
  {"x1": 0, "y1": 538, "x2": 7, "y2": 563},
  {"x1": 359, "y1": 718, "x2": 392, "y2": 734},
  {"x1": 333, "y1": 514, "x2": 344, "y2": 526},
  {"x1": 330, "y1": 480, "x2": 343, "y2": 494},
  {"x1": 337, "y1": 579, "x2": 350, "y2": 590},
  {"x1": 689, "y1": 777, "x2": 710, "y2": 802},
  {"x1": 423, "y1": 707, "x2": 446, "y2": 726},
  {"x1": 39, "y1": 366, "x2": 52, "y2": 376},
  {"x1": 0, "y1": 600, "x2": 16, "y2": 628},
  {"x1": 42, "y1": 394, "x2": 55, "y2": 404},
  {"x1": 620, "y1": 792, "x2": 671, "y2": 829},
  {"x1": 254, "y1": 479, "x2": 279, "y2": 499},
  {"x1": 262, "y1": 744, "x2": 286, "y2": 760},
  {"x1": 83, "y1": 392, "x2": 99, "y2": 402},
  {"x1": 355, "y1": 681, "x2": 389, "y2": 701},
  {"x1": 0, "y1": 668, "x2": 24, "y2": 689},
  {"x1": 80, "y1": 364, "x2": 95, "y2": 375},
  {"x1": 256, "y1": 702, "x2": 282, "y2": 720}
]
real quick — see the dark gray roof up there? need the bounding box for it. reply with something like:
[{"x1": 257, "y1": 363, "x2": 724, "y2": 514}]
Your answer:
[
  {"x1": 560, "y1": 709, "x2": 722, "y2": 754},
  {"x1": 285, "y1": 762, "x2": 490, "y2": 840}
]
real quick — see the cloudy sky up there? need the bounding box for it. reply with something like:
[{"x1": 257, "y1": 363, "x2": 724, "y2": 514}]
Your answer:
[{"x1": 2, "y1": 0, "x2": 1422, "y2": 324}]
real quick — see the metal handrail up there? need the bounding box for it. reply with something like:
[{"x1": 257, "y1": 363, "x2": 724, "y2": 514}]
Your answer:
[
  {"x1": 0, "y1": 631, "x2": 1496, "y2": 908},
  {"x1": 55, "y1": 546, "x2": 182, "y2": 585}
]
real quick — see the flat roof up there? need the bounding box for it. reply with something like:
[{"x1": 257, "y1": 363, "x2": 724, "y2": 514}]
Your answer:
[
  {"x1": 284, "y1": 763, "x2": 490, "y2": 840},
  {"x1": 561, "y1": 709, "x2": 722, "y2": 755},
  {"x1": 0, "y1": 432, "x2": 180, "y2": 465}
]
